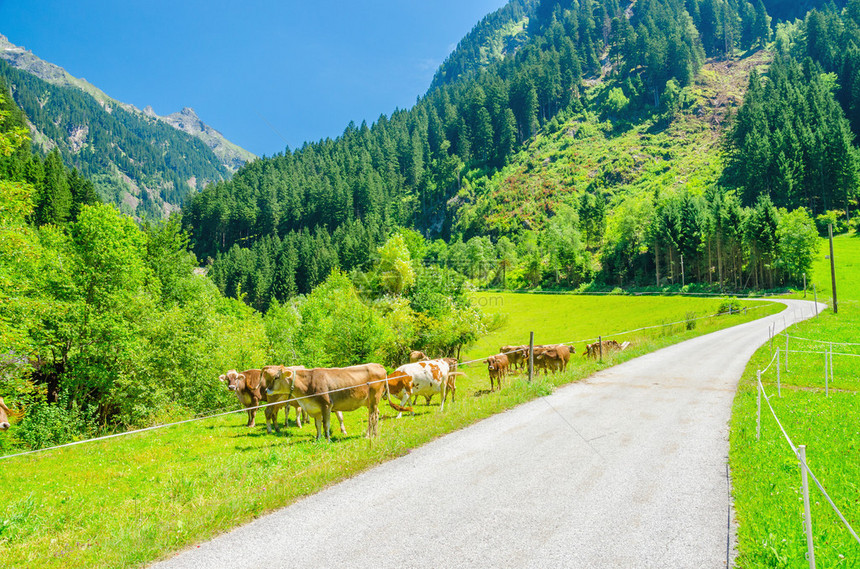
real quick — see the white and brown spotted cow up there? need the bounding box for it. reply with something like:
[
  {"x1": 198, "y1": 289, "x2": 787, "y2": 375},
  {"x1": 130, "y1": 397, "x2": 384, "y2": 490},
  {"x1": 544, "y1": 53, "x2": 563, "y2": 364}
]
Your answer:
[{"x1": 388, "y1": 359, "x2": 462, "y2": 414}]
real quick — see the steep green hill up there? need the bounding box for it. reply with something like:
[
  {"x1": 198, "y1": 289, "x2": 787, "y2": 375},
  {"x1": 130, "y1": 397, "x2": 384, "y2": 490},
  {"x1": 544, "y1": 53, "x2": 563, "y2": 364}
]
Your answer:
[{"x1": 455, "y1": 50, "x2": 773, "y2": 237}]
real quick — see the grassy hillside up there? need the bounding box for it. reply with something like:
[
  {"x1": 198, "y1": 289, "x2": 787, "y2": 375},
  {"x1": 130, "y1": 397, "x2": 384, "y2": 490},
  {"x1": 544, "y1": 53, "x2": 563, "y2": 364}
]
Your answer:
[
  {"x1": 457, "y1": 49, "x2": 773, "y2": 237},
  {"x1": 0, "y1": 294, "x2": 779, "y2": 569},
  {"x1": 730, "y1": 233, "x2": 860, "y2": 567}
]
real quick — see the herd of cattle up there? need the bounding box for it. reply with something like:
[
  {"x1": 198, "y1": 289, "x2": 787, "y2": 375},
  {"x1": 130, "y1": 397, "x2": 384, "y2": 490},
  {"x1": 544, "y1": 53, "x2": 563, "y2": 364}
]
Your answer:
[{"x1": 217, "y1": 339, "x2": 630, "y2": 442}]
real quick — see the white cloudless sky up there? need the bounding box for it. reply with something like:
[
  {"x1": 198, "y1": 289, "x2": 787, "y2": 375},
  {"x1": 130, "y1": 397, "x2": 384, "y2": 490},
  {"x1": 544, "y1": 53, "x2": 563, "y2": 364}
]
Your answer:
[{"x1": 0, "y1": 0, "x2": 508, "y2": 156}]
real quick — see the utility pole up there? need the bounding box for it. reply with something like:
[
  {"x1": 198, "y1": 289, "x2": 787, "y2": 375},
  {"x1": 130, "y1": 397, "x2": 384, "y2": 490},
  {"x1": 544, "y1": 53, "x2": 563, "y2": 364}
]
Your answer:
[
  {"x1": 803, "y1": 272, "x2": 806, "y2": 298},
  {"x1": 828, "y1": 224, "x2": 838, "y2": 314}
]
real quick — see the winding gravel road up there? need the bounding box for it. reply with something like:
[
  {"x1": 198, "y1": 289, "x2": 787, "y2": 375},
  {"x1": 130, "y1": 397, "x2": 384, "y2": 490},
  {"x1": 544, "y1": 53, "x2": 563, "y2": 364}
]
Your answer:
[{"x1": 151, "y1": 299, "x2": 822, "y2": 569}]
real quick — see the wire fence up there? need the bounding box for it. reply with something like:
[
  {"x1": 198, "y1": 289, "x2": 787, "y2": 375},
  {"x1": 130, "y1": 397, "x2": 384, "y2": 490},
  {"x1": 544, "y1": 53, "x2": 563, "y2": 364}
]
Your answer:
[{"x1": 755, "y1": 325, "x2": 860, "y2": 563}]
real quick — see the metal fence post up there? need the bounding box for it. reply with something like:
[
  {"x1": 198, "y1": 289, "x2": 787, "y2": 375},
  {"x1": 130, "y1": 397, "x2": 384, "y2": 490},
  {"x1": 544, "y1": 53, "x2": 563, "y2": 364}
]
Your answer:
[
  {"x1": 528, "y1": 332, "x2": 534, "y2": 383},
  {"x1": 756, "y1": 371, "x2": 762, "y2": 442},
  {"x1": 825, "y1": 346, "x2": 830, "y2": 397},
  {"x1": 785, "y1": 333, "x2": 789, "y2": 372},
  {"x1": 799, "y1": 445, "x2": 817, "y2": 569},
  {"x1": 814, "y1": 285, "x2": 818, "y2": 315},
  {"x1": 777, "y1": 347, "x2": 781, "y2": 397}
]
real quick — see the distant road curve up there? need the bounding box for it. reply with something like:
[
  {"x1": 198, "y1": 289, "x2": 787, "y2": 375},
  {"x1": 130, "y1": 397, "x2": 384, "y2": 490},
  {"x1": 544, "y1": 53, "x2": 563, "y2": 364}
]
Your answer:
[{"x1": 151, "y1": 299, "x2": 823, "y2": 569}]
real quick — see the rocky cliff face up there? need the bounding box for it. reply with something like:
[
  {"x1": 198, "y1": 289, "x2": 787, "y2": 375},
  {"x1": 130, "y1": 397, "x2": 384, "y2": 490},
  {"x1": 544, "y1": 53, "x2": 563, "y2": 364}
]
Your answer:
[
  {"x1": 157, "y1": 106, "x2": 255, "y2": 172},
  {"x1": 0, "y1": 33, "x2": 255, "y2": 173}
]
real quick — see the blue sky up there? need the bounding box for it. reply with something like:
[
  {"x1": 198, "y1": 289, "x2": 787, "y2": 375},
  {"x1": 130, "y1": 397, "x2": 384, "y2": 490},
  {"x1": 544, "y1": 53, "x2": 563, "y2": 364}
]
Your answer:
[{"x1": 0, "y1": 0, "x2": 508, "y2": 157}]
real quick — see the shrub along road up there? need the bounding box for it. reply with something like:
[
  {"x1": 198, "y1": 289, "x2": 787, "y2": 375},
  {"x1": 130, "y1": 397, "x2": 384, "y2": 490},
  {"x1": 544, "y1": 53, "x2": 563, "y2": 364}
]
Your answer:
[{"x1": 151, "y1": 299, "x2": 823, "y2": 569}]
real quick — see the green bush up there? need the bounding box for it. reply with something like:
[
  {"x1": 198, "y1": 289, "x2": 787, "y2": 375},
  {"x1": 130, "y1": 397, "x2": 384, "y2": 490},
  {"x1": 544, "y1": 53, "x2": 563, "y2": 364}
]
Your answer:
[
  {"x1": 717, "y1": 297, "x2": 742, "y2": 315},
  {"x1": 685, "y1": 312, "x2": 697, "y2": 330},
  {"x1": 14, "y1": 400, "x2": 95, "y2": 450},
  {"x1": 814, "y1": 210, "x2": 849, "y2": 236}
]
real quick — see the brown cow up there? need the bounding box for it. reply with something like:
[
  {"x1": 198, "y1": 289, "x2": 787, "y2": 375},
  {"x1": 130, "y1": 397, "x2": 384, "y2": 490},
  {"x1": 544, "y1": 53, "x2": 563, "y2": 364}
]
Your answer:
[
  {"x1": 268, "y1": 364, "x2": 402, "y2": 441},
  {"x1": 583, "y1": 340, "x2": 626, "y2": 359},
  {"x1": 534, "y1": 345, "x2": 572, "y2": 374},
  {"x1": 409, "y1": 350, "x2": 429, "y2": 363},
  {"x1": 486, "y1": 354, "x2": 509, "y2": 391},
  {"x1": 500, "y1": 345, "x2": 528, "y2": 371},
  {"x1": 219, "y1": 369, "x2": 266, "y2": 428},
  {"x1": 0, "y1": 398, "x2": 10, "y2": 431},
  {"x1": 261, "y1": 365, "x2": 348, "y2": 435}
]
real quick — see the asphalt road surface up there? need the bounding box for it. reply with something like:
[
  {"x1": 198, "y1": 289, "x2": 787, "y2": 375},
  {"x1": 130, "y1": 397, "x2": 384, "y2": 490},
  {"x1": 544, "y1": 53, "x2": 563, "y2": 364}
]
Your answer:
[{"x1": 151, "y1": 299, "x2": 823, "y2": 569}]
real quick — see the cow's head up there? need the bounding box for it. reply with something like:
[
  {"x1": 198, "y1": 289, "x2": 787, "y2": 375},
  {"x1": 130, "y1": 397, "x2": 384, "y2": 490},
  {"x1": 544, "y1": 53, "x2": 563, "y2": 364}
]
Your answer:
[
  {"x1": 486, "y1": 356, "x2": 499, "y2": 371},
  {"x1": 266, "y1": 368, "x2": 295, "y2": 397},
  {"x1": 219, "y1": 370, "x2": 242, "y2": 391},
  {"x1": 0, "y1": 398, "x2": 10, "y2": 431}
]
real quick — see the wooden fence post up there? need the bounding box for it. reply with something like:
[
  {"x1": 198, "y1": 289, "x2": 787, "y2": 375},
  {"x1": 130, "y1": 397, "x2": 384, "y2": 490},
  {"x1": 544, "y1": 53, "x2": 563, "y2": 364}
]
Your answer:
[
  {"x1": 528, "y1": 332, "x2": 534, "y2": 383},
  {"x1": 598, "y1": 335, "x2": 603, "y2": 361}
]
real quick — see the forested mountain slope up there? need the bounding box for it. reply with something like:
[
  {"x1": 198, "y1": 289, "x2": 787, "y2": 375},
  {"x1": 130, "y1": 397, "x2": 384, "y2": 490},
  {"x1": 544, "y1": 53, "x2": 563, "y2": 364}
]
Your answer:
[
  {"x1": 429, "y1": 0, "x2": 538, "y2": 89},
  {"x1": 184, "y1": 0, "x2": 785, "y2": 309},
  {"x1": 0, "y1": 33, "x2": 255, "y2": 218}
]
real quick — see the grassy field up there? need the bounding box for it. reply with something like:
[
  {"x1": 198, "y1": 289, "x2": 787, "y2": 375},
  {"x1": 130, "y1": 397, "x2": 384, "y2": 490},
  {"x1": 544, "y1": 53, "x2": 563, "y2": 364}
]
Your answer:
[
  {"x1": 0, "y1": 294, "x2": 780, "y2": 569},
  {"x1": 730, "y1": 233, "x2": 860, "y2": 568}
]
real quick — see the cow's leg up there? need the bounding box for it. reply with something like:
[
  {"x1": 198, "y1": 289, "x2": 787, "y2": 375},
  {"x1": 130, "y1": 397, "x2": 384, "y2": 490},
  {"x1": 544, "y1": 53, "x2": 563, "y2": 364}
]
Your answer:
[
  {"x1": 265, "y1": 405, "x2": 274, "y2": 434},
  {"x1": 397, "y1": 391, "x2": 410, "y2": 419},
  {"x1": 336, "y1": 411, "x2": 347, "y2": 434},
  {"x1": 367, "y1": 404, "x2": 379, "y2": 437},
  {"x1": 322, "y1": 407, "x2": 332, "y2": 442},
  {"x1": 313, "y1": 416, "x2": 323, "y2": 440},
  {"x1": 247, "y1": 397, "x2": 258, "y2": 428},
  {"x1": 440, "y1": 382, "x2": 447, "y2": 412}
]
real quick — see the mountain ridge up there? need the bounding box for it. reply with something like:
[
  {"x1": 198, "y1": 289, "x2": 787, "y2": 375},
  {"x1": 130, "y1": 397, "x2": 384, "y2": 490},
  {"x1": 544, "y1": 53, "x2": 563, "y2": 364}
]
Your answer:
[{"x1": 0, "y1": 33, "x2": 256, "y2": 173}]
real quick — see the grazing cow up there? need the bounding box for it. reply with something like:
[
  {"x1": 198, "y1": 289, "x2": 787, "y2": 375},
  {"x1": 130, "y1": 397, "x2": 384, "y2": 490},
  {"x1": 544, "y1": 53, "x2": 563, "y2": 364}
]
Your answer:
[
  {"x1": 486, "y1": 354, "x2": 510, "y2": 391},
  {"x1": 534, "y1": 345, "x2": 572, "y2": 374},
  {"x1": 388, "y1": 359, "x2": 462, "y2": 415},
  {"x1": 268, "y1": 364, "x2": 398, "y2": 441},
  {"x1": 409, "y1": 350, "x2": 429, "y2": 363},
  {"x1": 261, "y1": 366, "x2": 348, "y2": 436},
  {"x1": 219, "y1": 369, "x2": 265, "y2": 428},
  {"x1": 416, "y1": 357, "x2": 460, "y2": 406},
  {"x1": 500, "y1": 345, "x2": 528, "y2": 371},
  {"x1": 0, "y1": 398, "x2": 10, "y2": 431},
  {"x1": 583, "y1": 340, "x2": 628, "y2": 359}
]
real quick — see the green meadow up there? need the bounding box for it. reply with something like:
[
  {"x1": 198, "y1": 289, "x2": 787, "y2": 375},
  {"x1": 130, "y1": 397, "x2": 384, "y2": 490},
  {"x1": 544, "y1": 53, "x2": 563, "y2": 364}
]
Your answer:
[
  {"x1": 731, "y1": 233, "x2": 860, "y2": 568},
  {"x1": 0, "y1": 294, "x2": 779, "y2": 569}
]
